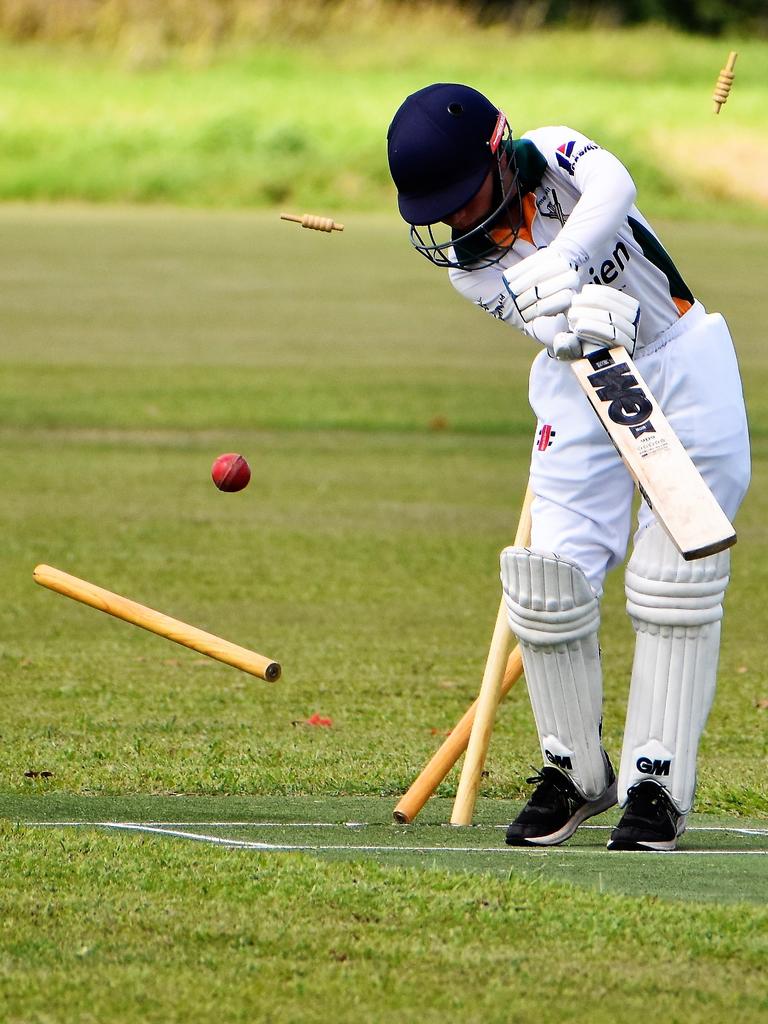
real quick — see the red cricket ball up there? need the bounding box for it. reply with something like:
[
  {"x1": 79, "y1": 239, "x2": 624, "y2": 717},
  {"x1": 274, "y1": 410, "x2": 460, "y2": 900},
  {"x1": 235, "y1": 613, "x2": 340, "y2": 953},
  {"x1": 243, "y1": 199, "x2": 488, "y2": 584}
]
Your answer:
[{"x1": 211, "y1": 452, "x2": 251, "y2": 492}]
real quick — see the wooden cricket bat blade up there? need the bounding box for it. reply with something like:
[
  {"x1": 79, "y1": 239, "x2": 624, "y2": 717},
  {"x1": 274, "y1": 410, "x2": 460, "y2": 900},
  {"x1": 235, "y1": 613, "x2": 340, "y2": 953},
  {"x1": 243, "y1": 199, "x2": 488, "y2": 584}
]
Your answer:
[{"x1": 570, "y1": 347, "x2": 736, "y2": 560}]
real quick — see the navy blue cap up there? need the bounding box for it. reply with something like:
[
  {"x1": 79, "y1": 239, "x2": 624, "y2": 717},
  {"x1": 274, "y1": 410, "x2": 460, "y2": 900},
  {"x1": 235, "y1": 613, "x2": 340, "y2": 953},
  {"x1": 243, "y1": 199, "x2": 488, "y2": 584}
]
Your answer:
[{"x1": 387, "y1": 83, "x2": 502, "y2": 225}]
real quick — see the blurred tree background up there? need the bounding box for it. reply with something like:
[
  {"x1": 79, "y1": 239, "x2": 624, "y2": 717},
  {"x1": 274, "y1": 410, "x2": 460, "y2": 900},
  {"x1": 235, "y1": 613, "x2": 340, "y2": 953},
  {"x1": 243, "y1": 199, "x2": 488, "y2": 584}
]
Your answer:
[
  {"x1": 0, "y1": 0, "x2": 764, "y2": 47},
  {"x1": 471, "y1": 1, "x2": 767, "y2": 35}
]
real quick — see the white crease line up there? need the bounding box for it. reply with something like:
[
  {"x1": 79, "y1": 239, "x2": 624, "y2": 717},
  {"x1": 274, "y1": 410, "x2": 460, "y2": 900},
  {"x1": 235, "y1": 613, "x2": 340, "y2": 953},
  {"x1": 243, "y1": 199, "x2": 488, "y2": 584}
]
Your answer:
[
  {"x1": 20, "y1": 819, "x2": 354, "y2": 827},
  {"x1": 18, "y1": 820, "x2": 768, "y2": 837},
  {"x1": 51, "y1": 822, "x2": 764, "y2": 855},
  {"x1": 581, "y1": 824, "x2": 768, "y2": 836},
  {"x1": 101, "y1": 823, "x2": 519, "y2": 852},
  {"x1": 19, "y1": 821, "x2": 366, "y2": 829}
]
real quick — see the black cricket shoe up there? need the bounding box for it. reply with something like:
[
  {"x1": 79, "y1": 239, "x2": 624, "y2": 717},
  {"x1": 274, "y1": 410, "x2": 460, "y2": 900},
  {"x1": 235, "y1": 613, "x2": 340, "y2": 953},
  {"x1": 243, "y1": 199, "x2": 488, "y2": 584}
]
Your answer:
[
  {"x1": 505, "y1": 762, "x2": 617, "y2": 847},
  {"x1": 607, "y1": 780, "x2": 687, "y2": 852}
]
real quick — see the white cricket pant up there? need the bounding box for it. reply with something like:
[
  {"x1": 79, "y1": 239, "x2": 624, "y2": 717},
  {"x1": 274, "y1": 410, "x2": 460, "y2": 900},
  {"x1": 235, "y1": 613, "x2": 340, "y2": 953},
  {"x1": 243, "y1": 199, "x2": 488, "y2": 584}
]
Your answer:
[{"x1": 527, "y1": 302, "x2": 750, "y2": 592}]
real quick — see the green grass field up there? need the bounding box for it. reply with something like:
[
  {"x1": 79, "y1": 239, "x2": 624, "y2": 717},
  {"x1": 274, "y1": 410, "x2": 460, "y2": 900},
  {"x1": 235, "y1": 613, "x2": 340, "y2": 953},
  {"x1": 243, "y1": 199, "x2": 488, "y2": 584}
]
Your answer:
[
  {"x1": 0, "y1": 207, "x2": 766, "y2": 1022},
  {"x1": 0, "y1": 26, "x2": 767, "y2": 220}
]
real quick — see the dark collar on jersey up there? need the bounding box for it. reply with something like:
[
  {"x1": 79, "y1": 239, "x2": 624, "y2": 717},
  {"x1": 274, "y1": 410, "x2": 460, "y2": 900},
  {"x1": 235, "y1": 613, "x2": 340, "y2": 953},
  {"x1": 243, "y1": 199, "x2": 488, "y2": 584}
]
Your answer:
[{"x1": 512, "y1": 137, "x2": 548, "y2": 193}]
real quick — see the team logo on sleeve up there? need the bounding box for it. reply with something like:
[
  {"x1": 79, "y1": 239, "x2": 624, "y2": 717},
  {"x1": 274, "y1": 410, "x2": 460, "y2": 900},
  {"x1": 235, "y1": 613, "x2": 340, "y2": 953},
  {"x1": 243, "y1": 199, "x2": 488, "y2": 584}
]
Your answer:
[
  {"x1": 556, "y1": 141, "x2": 576, "y2": 173},
  {"x1": 556, "y1": 140, "x2": 599, "y2": 176}
]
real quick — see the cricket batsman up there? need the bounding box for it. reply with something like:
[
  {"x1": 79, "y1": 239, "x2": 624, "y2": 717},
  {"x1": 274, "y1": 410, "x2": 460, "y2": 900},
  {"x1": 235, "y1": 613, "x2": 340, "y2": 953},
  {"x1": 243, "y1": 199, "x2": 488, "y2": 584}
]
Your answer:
[{"x1": 386, "y1": 83, "x2": 750, "y2": 850}]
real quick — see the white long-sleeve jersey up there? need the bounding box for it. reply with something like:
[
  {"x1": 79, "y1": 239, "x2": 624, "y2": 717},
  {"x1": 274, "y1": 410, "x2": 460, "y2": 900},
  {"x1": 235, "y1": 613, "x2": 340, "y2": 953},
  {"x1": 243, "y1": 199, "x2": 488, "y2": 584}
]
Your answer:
[{"x1": 448, "y1": 126, "x2": 695, "y2": 355}]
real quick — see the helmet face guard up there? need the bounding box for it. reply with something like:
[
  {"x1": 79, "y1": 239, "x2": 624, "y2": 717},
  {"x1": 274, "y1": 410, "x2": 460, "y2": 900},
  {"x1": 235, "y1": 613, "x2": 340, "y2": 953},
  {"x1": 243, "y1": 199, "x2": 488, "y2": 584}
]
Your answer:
[{"x1": 407, "y1": 118, "x2": 523, "y2": 270}]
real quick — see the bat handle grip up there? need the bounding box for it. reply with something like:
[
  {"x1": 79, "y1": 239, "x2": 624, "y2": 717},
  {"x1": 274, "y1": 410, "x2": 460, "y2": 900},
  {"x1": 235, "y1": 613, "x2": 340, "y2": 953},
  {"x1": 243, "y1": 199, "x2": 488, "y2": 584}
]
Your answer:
[{"x1": 580, "y1": 340, "x2": 621, "y2": 358}]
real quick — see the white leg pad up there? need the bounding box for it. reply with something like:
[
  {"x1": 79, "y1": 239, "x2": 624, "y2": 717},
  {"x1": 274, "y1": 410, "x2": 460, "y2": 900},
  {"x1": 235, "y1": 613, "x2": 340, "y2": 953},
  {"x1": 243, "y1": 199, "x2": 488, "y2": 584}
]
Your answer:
[
  {"x1": 620, "y1": 522, "x2": 730, "y2": 813},
  {"x1": 500, "y1": 547, "x2": 609, "y2": 800}
]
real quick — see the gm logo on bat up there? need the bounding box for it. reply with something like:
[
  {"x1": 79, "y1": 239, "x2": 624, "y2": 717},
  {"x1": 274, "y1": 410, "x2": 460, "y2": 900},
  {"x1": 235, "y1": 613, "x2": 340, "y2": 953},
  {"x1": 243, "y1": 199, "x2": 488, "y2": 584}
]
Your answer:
[{"x1": 586, "y1": 351, "x2": 656, "y2": 438}]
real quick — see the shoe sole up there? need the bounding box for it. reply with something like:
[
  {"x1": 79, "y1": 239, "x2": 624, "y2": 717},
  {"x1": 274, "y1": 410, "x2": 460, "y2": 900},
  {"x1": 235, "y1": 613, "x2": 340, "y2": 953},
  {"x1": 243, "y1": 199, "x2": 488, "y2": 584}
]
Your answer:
[
  {"x1": 606, "y1": 838, "x2": 678, "y2": 852},
  {"x1": 506, "y1": 779, "x2": 618, "y2": 847},
  {"x1": 607, "y1": 818, "x2": 687, "y2": 853}
]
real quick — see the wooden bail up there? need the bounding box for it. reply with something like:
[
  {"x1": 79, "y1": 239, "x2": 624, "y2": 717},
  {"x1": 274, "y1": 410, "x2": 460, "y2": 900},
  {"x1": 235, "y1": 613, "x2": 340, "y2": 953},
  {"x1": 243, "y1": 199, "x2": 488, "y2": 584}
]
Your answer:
[
  {"x1": 280, "y1": 213, "x2": 344, "y2": 232},
  {"x1": 713, "y1": 51, "x2": 738, "y2": 114}
]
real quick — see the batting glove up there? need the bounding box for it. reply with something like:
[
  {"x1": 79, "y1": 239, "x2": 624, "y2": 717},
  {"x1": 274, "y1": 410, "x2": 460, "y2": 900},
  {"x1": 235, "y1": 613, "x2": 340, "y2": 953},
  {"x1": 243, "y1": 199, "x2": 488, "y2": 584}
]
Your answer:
[
  {"x1": 502, "y1": 249, "x2": 580, "y2": 323},
  {"x1": 564, "y1": 284, "x2": 641, "y2": 357}
]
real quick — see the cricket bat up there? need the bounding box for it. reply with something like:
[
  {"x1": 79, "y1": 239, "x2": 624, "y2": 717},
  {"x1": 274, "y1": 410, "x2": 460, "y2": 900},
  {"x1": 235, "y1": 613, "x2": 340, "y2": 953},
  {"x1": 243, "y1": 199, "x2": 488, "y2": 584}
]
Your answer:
[{"x1": 570, "y1": 346, "x2": 736, "y2": 560}]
